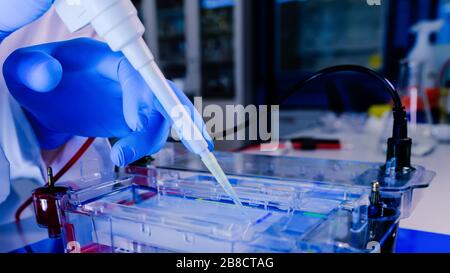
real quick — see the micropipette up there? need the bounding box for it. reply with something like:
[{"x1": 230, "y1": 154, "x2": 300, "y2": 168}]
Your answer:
[{"x1": 54, "y1": 0, "x2": 245, "y2": 211}]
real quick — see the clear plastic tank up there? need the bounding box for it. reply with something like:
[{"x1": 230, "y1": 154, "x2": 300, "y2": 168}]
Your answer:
[{"x1": 58, "y1": 147, "x2": 434, "y2": 253}]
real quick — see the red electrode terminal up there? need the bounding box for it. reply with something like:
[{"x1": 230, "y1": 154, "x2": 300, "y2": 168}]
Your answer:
[{"x1": 32, "y1": 167, "x2": 68, "y2": 238}]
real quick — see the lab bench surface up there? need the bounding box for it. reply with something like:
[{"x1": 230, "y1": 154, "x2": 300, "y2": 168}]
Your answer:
[{"x1": 0, "y1": 217, "x2": 48, "y2": 253}]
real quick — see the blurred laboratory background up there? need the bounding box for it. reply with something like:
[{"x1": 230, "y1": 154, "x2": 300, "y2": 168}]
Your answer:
[
  {"x1": 131, "y1": 0, "x2": 443, "y2": 97},
  {"x1": 129, "y1": 0, "x2": 450, "y2": 154}
]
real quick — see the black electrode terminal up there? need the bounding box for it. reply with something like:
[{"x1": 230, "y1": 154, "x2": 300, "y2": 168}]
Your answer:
[
  {"x1": 284, "y1": 65, "x2": 414, "y2": 174},
  {"x1": 32, "y1": 166, "x2": 68, "y2": 238},
  {"x1": 369, "y1": 181, "x2": 383, "y2": 218},
  {"x1": 47, "y1": 167, "x2": 54, "y2": 188}
]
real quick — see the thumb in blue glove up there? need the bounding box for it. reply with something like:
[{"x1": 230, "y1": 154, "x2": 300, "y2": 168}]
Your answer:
[
  {"x1": 118, "y1": 59, "x2": 214, "y2": 155},
  {"x1": 3, "y1": 38, "x2": 213, "y2": 166},
  {"x1": 0, "y1": 0, "x2": 54, "y2": 42}
]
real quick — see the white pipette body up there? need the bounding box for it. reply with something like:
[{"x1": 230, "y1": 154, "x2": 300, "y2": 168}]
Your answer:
[{"x1": 54, "y1": 0, "x2": 244, "y2": 210}]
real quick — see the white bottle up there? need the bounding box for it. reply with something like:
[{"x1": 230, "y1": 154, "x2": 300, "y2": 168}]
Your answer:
[{"x1": 408, "y1": 20, "x2": 444, "y2": 89}]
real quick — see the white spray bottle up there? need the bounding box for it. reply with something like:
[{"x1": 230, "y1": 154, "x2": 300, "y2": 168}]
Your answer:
[{"x1": 408, "y1": 20, "x2": 444, "y2": 90}]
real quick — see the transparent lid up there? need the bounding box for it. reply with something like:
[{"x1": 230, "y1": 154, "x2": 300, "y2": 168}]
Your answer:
[{"x1": 152, "y1": 147, "x2": 435, "y2": 193}]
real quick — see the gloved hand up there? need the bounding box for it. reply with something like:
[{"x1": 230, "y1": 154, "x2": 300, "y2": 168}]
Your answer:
[
  {"x1": 0, "y1": 0, "x2": 54, "y2": 42},
  {"x1": 3, "y1": 38, "x2": 213, "y2": 166}
]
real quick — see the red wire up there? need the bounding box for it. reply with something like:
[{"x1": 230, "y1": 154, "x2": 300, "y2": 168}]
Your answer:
[
  {"x1": 14, "y1": 197, "x2": 33, "y2": 223},
  {"x1": 53, "y1": 138, "x2": 96, "y2": 182},
  {"x1": 14, "y1": 138, "x2": 96, "y2": 223}
]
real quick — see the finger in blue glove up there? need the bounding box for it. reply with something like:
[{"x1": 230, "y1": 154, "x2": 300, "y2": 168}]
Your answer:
[{"x1": 118, "y1": 59, "x2": 215, "y2": 153}]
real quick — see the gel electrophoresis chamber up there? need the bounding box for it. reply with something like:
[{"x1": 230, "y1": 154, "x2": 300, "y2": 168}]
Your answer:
[{"x1": 57, "y1": 147, "x2": 434, "y2": 253}]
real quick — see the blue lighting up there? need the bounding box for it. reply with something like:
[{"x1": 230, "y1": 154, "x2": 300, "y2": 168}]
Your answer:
[{"x1": 202, "y1": 0, "x2": 234, "y2": 10}]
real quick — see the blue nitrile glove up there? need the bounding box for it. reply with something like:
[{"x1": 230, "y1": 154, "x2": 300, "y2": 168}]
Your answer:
[
  {"x1": 3, "y1": 38, "x2": 213, "y2": 166},
  {"x1": 0, "y1": 0, "x2": 54, "y2": 42},
  {"x1": 117, "y1": 59, "x2": 214, "y2": 156}
]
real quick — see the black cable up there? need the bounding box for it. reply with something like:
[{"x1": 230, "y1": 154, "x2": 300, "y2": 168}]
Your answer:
[
  {"x1": 278, "y1": 65, "x2": 403, "y2": 109},
  {"x1": 212, "y1": 65, "x2": 405, "y2": 141},
  {"x1": 281, "y1": 65, "x2": 413, "y2": 173},
  {"x1": 168, "y1": 65, "x2": 412, "y2": 174}
]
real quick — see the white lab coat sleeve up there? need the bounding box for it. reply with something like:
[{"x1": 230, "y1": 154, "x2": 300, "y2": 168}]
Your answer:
[
  {"x1": 0, "y1": 146, "x2": 10, "y2": 204},
  {"x1": 0, "y1": 7, "x2": 113, "y2": 207}
]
